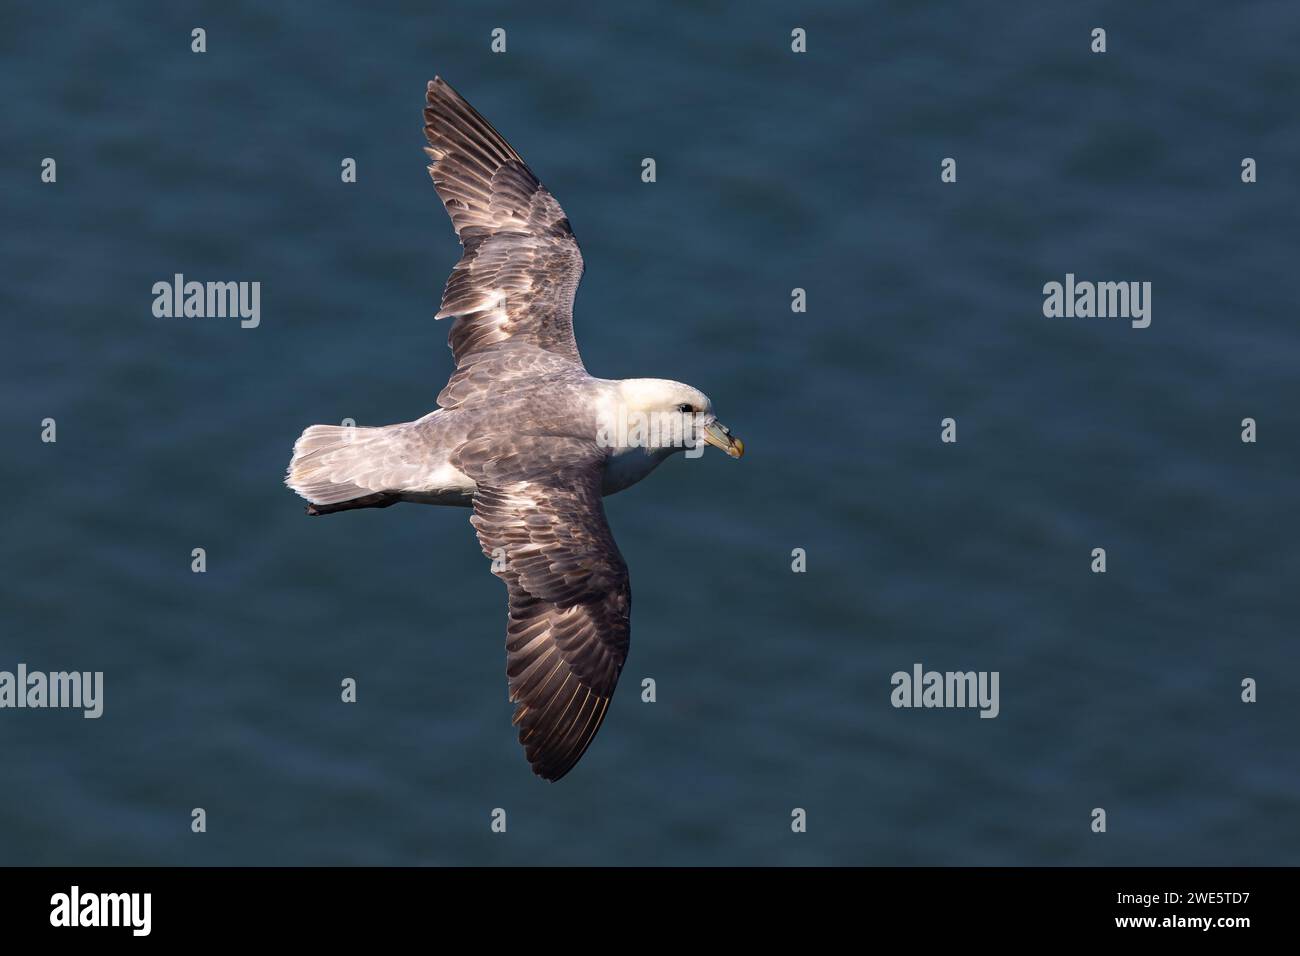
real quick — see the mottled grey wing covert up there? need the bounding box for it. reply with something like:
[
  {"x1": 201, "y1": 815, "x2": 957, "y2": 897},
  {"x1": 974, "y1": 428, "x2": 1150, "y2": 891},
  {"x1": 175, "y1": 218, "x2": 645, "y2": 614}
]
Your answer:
[
  {"x1": 456, "y1": 436, "x2": 630, "y2": 781},
  {"x1": 423, "y1": 77, "x2": 586, "y2": 374}
]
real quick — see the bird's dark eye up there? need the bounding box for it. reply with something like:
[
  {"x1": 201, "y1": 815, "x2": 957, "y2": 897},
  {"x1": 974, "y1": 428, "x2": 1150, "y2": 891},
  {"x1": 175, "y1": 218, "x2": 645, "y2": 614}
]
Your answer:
[{"x1": 677, "y1": 403, "x2": 693, "y2": 413}]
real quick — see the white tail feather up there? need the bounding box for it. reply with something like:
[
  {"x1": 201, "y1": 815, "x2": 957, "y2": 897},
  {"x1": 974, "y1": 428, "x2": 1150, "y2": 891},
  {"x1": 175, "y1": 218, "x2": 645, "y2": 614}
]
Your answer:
[{"x1": 285, "y1": 424, "x2": 405, "y2": 505}]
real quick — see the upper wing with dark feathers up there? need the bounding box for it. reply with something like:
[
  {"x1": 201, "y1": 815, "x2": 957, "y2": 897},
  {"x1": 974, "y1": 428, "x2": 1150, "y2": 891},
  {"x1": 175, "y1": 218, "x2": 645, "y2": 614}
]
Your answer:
[
  {"x1": 424, "y1": 77, "x2": 586, "y2": 371},
  {"x1": 455, "y1": 436, "x2": 630, "y2": 781}
]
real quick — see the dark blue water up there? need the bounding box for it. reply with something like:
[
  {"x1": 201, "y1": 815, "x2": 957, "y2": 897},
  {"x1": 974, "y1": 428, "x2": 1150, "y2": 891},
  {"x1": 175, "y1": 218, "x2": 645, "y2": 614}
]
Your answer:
[{"x1": 3, "y1": 1, "x2": 1297, "y2": 865}]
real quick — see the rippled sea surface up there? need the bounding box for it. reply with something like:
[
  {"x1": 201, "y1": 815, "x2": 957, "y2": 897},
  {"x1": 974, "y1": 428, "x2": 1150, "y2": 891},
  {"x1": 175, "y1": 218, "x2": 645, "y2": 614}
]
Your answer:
[{"x1": 2, "y1": 1, "x2": 1297, "y2": 865}]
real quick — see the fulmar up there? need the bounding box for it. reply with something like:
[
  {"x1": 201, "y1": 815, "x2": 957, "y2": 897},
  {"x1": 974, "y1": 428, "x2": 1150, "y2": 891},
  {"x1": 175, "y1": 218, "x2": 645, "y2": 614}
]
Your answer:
[{"x1": 285, "y1": 77, "x2": 744, "y2": 781}]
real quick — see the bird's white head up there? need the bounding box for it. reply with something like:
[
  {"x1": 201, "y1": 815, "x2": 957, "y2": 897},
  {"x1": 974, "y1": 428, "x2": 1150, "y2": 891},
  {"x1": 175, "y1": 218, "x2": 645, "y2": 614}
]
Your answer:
[{"x1": 604, "y1": 378, "x2": 744, "y2": 458}]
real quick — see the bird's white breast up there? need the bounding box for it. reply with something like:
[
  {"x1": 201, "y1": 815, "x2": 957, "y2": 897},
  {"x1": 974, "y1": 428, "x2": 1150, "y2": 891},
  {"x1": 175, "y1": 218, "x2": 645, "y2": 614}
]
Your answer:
[{"x1": 601, "y1": 446, "x2": 671, "y2": 496}]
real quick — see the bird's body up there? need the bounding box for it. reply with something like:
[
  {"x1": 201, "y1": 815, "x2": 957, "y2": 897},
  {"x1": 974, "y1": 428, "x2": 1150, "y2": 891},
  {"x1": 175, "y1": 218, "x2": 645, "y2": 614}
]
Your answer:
[
  {"x1": 286, "y1": 78, "x2": 743, "y2": 780},
  {"x1": 289, "y1": 372, "x2": 685, "y2": 510}
]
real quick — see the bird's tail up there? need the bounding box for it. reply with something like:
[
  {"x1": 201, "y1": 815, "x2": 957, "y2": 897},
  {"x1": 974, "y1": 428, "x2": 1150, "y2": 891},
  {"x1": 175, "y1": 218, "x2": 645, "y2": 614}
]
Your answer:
[{"x1": 285, "y1": 423, "x2": 408, "y2": 513}]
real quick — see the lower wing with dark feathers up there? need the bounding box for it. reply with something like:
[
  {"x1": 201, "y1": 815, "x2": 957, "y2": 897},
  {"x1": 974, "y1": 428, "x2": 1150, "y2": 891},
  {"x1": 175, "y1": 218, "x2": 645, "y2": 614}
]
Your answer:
[{"x1": 456, "y1": 436, "x2": 630, "y2": 781}]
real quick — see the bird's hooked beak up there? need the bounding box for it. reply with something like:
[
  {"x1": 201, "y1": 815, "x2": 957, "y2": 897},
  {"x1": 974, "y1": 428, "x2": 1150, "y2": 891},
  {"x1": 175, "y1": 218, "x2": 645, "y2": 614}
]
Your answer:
[{"x1": 701, "y1": 419, "x2": 745, "y2": 459}]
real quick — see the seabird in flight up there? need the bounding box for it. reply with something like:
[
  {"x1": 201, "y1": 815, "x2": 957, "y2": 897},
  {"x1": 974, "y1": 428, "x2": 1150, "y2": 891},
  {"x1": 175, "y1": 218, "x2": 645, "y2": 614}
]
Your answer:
[{"x1": 286, "y1": 77, "x2": 744, "y2": 780}]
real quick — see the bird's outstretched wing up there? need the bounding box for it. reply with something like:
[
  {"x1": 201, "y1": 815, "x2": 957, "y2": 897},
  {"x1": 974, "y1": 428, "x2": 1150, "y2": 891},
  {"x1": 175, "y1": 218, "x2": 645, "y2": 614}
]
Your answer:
[
  {"x1": 456, "y1": 436, "x2": 630, "y2": 781},
  {"x1": 424, "y1": 77, "x2": 586, "y2": 378}
]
